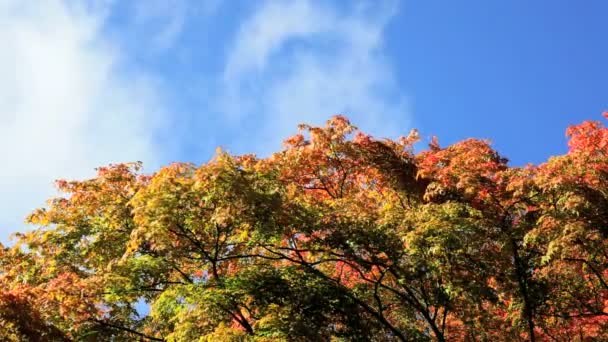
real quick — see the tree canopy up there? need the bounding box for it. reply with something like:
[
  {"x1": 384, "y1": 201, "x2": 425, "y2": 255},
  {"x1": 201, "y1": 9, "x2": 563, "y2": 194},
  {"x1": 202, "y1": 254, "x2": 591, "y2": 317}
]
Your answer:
[{"x1": 2, "y1": 114, "x2": 608, "y2": 341}]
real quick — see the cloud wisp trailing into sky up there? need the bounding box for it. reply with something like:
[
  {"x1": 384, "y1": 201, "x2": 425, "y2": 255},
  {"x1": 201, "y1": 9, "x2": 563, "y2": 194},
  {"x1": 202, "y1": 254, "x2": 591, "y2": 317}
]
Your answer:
[
  {"x1": 112, "y1": 0, "x2": 221, "y2": 53},
  {"x1": 220, "y1": 0, "x2": 409, "y2": 154}
]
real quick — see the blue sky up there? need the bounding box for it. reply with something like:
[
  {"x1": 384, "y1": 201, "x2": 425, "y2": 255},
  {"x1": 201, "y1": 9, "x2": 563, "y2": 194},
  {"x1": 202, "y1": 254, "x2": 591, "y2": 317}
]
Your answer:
[{"x1": 1, "y1": 0, "x2": 606, "y2": 241}]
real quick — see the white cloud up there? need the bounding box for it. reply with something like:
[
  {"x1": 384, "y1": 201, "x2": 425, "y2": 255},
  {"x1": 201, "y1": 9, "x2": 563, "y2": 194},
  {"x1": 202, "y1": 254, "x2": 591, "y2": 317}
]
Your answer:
[
  {"x1": 221, "y1": 0, "x2": 409, "y2": 154},
  {"x1": 0, "y1": 0, "x2": 167, "y2": 240}
]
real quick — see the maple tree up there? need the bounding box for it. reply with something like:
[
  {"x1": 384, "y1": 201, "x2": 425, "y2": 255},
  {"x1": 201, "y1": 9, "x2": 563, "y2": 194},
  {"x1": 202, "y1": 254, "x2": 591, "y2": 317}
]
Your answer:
[{"x1": 1, "y1": 114, "x2": 608, "y2": 341}]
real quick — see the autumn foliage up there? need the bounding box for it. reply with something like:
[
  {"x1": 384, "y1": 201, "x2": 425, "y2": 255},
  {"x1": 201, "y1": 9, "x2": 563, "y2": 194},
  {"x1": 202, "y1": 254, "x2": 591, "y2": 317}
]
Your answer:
[{"x1": 2, "y1": 114, "x2": 608, "y2": 341}]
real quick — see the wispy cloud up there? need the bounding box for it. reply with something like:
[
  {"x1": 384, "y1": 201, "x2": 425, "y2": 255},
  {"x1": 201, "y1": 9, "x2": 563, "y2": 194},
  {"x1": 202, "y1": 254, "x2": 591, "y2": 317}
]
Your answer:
[
  {"x1": 220, "y1": 0, "x2": 409, "y2": 154},
  {"x1": 0, "y1": 0, "x2": 168, "y2": 238},
  {"x1": 127, "y1": 0, "x2": 221, "y2": 52}
]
